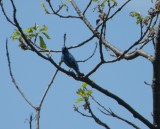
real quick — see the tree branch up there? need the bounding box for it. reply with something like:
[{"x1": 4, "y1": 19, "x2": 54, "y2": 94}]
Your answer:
[
  {"x1": 70, "y1": 0, "x2": 153, "y2": 62},
  {"x1": 80, "y1": 77, "x2": 155, "y2": 129},
  {"x1": 99, "y1": 108, "x2": 140, "y2": 129},
  {"x1": 91, "y1": 96, "x2": 140, "y2": 129},
  {"x1": 46, "y1": 1, "x2": 81, "y2": 19},
  {"x1": 0, "y1": 0, "x2": 15, "y2": 26},
  {"x1": 9, "y1": 0, "x2": 80, "y2": 79},
  {"x1": 6, "y1": 39, "x2": 36, "y2": 109},
  {"x1": 152, "y1": 22, "x2": 160, "y2": 127},
  {"x1": 86, "y1": 101, "x2": 111, "y2": 129},
  {"x1": 39, "y1": 61, "x2": 62, "y2": 108}
]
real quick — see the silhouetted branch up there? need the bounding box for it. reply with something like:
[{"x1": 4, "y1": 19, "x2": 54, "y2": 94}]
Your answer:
[
  {"x1": 71, "y1": 0, "x2": 154, "y2": 63},
  {"x1": 9, "y1": 0, "x2": 78, "y2": 79},
  {"x1": 91, "y1": 96, "x2": 140, "y2": 129},
  {"x1": 39, "y1": 34, "x2": 96, "y2": 53},
  {"x1": 63, "y1": 33, "x2": 67, "y2": 46},
  {"x1": 144, "y1": 81, "x2": 152, "y2": 87},
  {"x1": 39, "y1": 61, "x2": 62, "y2": 108},
  {"x1": 25, "y1": 113, "x2": 34, "y2": 129},
  {"x1": 86, "y1": 101, "x2": 111, "y2": 129},
  {"x1": 152, "y1": 22, "x2": 160, "y2": 127},
  {"x1": 99, "y1": 18, "x2": 106, "y2": 62},
  {"x1": 107, "y1": 0, "x2": 131, "y2": 20},
  {"x1": 85, "y1": 62, "x2": 103, "y2": 77},
  {"x1": 77, "y1": 42, "x2": 98, "y2": 63},
  {"x1": 80, "y1": 77, "x2": 155, "y2": 129},
  {"x1": 6, "y1": 39, "x2": 36, "y2": 109},
  {"x1": 99, "y1": 108, "x2": 140, "y2": 129},
  {"x1": 73, "y1": 105, "x2": 91, "y2": 118},
  {"x1": 46, "y1": 0, "x2": 81, "y2": 18},
  {"x1": 83, "y1": 0, "x2": 92, "y2": 15},
  {"x1": 0, "y1": 0, "x2": 15, "y2": 26}
]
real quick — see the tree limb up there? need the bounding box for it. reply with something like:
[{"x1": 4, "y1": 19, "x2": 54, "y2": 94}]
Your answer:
[
  {"x1": 80, "y1": 77, "x2": 155, "y2": 129},
  {"x1": 6, "y1": 39, "x2": 36, "y2": 109}
]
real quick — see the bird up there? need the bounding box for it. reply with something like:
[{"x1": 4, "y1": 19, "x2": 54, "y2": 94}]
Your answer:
[{"x1": 62, "y1": 47, "x2": 84, "y2": 76}]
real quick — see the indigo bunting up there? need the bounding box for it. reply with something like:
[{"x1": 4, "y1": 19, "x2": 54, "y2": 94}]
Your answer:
[{"x1": 62, "y1": 47, "x2": 84, "y2": 76}]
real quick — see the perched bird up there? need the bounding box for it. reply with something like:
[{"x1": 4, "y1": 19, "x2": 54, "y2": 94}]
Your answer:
[{"x1": 62, "y1": 47, "x2": 84, "y2": 76}]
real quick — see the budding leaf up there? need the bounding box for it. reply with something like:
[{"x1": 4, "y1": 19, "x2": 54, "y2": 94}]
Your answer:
[
  {"x1": 39, "y1": 36, "x2": 46, "y2": 49},
  {"x1": 42, "y1": 32, "x2": 51, "y2": 39},
  {"x1": 76, "y1": 98, "x2": 84, "y2": 103},
  {"x1": 82, "y1": 82, "x2": 88, "y2": 87}
]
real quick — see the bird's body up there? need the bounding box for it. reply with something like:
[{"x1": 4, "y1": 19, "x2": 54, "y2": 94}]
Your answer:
[{"x1": 62, "y1": 47, "x2": 84, "y2": 76}]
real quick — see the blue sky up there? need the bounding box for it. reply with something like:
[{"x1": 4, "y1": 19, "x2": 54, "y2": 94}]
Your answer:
[{"x1": 0, "y1": 0, "x2": 155, "y2": 129}]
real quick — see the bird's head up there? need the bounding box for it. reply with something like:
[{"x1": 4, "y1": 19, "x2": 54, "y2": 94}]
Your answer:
[{"x1": 62, "y1": 47, "x2": 68, "y2": 54}]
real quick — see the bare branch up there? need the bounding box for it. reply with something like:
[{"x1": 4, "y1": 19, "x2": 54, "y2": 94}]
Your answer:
[
  {"x1": 9, "y1": 0, "x2": 79, "y2": 79},
  {"x1": 63, "y1": 33, "x2": 67, "y2": 46},
  {"x1": 107, "y1": 0, "x2": 131, "y2": 20},
  {"x1": 0, "y1": 0, "x2": 15, "y2": 26},
  {"x1": 77, "y1": 42, "x2": 97, "y2": 63},
  {"x1": 99, "y1": 108, "x2": 141, "y2": 129},
  {"x1": 38, "y1": 34, "x2": 97, "y2": 53},
  {"x1": 99, "y1": 18, "x2": 106, "y2": 62},
  {"x1": 144, "y1": 81, "x2": 152, "y2": 87},
  {"x1": 152, "y1": 22, "x2": 160, "y2": 127},
  {"x1": 24, "y1": 113, "x2": 34, "y2": 129},
  {"x1": 80, "y1": 77, "x2": 155, "y2": 129},
  {"x1": 39, "y1": 61, "x2": 62, "y2": 108},
  {"x1": 46, "y1": 1, "x2": 81, "y2": 19},
  {"x1": 71, "y1": 0, "x2": 153, "y2": 62},
  {"x1": 73, "y1": 105, "x2": 92, "y2": 118},
  {"x1": 90, "y1": 96, "x2": 140, "y2": 129},
  {"x1": 85, "y1": 62, "x2": 103, "y2": 77},
  {"x1": 6, "y1": 39, "x2": 36, "y2": 109},
  {"x1": 86, "y1": 101, "x2": 111, "y2": 129},
  {"x1": 83, "y1": 0, "x2": 92, "y2": 15}
]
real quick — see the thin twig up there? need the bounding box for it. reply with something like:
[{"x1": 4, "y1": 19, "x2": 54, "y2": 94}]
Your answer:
[
  {"x1": 39, "y1": 61, "x2": 62, "y2": 108},
  {"x1": 83, "y1": 0, "x2": 92, "y2": 15},
  {"x1": 6, "y1": 39, "x2": 36, "y2": 109},
  {"x1": 86, "y1": 101, "x2": 111, "y2": 129},
  {"x1": 107, "y1": 0, "x2": 131, "y2": 20},
  {"x1": 0, "y1": 0, "x2": 16, "y2": 26},
  {"x1": 73, "y1": 105, "x2": 92, "y2": 118},
  {"x1": 77, "y1": 42, "x2": 98, "y2": 63},
  {"x1": 91, "y1": 96, "x2": 140, "y2": 129},
  {"x1": 63, "y1": 33, "x2": 66, "y2": 46},
  {"x1": 10, "y1": 0, "x2": 77, "y2": 79},
  {"x1": 47, "y1": 1, "x2": 81, "y2": 18},
  {"x1": 99, "y1": 108, "x2": 140, "y2": 129}
]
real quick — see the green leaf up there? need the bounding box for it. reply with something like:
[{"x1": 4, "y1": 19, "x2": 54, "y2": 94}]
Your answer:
[
  {"x1": 40, "y1": 25, "x2": 48, "y2": 32},
  {"x1": 82, "y1": 82, "x2": 88, "y2": 87},
  {"x1": 76, "y1": 98, "x2": 84, "y2": 103},
  {"x1": 101, "y1": 0, "x2": 107, "y2": 8},
  {"x1": 77, "y1": 88, "x2": 84, "y2": 96},
  {"x1": 86, "y1": 90, "x2": 92, "y2": 96},
  {"x1": 43, "y1": 25, "x2": 48, "y2": 31},
  {"x1": 41, "y1": 2, "x2": 45, "y2": 7},
  {"x1": 28, "y1": 33, "x2": 36, "y2": 38},
  {"x1": 39, "y1": 36, "x2": 47, "y2": 49},
  {"x1": 42, "y1": 32, "x2": 50, "y2": 39},
  {"x1": 11, "y1": 30, "x2": 21, "y2": 40},
  {"x1": 25, "y1": 27, "x2": 34, "y2": 33},
  {"x1": 130, "y1": 11, "x2": 143, "y2": 24}
]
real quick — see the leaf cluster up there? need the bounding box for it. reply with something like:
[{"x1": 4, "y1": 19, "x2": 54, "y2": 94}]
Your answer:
[
  {"x1": 11, "y1": 24, "x2": 50, "y2": 49},
  {"x1": 130, "y1": 11, "x2": 151, "y2": 25},
  {"x1": 76, "y1": 82, "x2": 92, "y2": 103}
]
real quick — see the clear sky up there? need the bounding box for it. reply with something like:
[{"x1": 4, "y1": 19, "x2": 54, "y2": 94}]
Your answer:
[{"x1": 0, "y1": 0, "x2": 155, "y2": 129}]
